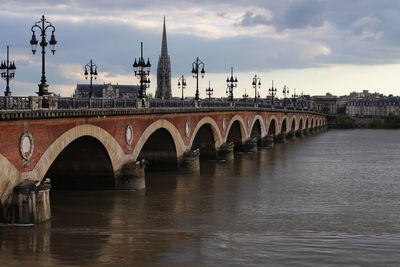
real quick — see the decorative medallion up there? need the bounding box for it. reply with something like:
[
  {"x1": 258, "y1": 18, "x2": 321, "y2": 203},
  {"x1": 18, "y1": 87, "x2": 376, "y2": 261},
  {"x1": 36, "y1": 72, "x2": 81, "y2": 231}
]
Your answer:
[
  {"x1": 185, "y1": 121, "x2": 190, "y2": 137},
  {"x1": 222, "y1": 118, "x2": 226, "y2": 131},
  {"x1": 125, "y1": 124, "x2": 134, "y2": 150},
  {"x1": 20, "y1": 131, "x2": 34, "y2": 168}
]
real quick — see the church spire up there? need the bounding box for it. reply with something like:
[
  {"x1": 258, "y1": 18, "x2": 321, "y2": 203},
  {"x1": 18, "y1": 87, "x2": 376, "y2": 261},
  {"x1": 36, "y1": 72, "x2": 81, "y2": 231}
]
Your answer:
[
  {"x1": 156, "y1": 17, "x2": 172, "y2": 99},
  {"x1": 161, "y1": 16, "x2": 168, "y2": 56}
]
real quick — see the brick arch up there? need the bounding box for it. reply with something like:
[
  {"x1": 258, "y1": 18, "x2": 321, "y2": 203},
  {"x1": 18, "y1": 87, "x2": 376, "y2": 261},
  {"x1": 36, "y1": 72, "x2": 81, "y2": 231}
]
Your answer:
[
  {"x1": 22, "y1": 124, "x2": 125, "y2": 182},
  {"x1": 290, "y1": 115, "x2": 297, "y2": 131},
  {"x1": 250, "y1": 115, "x2": 267, "y2": 137},
  {"x1": 298, "y1": 116, "x2": 305, "y2": 130},
  {"x1": 305, "y1": 117, "x2": 310, "y2": 129},
  {"x1": 132, "y1": 119, "x2": 186, "y2": 161},
  {"x1": 0, "y1": 154, "x2": 20, "y2": 203},
  {"x1": 266, "y1": 115, "x2": 279, "y2": 135},
  {"x1": 189, "y1": 116, "x2": 223, "y2": 149},
  {"x1": 224, "y1": 114, "x2": 248, "y2": 142},
  {"x1": 280, "y1": 116, "x2": 289, "y2": 133}
]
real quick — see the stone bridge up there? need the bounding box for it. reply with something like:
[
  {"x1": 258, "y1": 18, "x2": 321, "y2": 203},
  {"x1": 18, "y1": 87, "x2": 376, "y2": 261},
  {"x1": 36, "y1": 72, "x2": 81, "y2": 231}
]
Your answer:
[{"x1": 0, "y1": 103, "x2": 327, "y2": 223}]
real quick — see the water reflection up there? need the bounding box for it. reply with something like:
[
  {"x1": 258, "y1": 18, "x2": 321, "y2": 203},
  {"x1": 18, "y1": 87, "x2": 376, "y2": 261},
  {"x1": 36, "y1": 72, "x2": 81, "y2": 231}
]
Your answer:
[{"x1": 2, "y1": 130, "x2": 400, "y2": 266}]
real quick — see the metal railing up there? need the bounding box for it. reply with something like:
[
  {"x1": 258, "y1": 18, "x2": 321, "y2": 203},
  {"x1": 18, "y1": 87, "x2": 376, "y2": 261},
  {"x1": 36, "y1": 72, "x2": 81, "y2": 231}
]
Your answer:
[
  {"x1": 0, "y1": 97, "x2": 31, "y2": 110},
  {"x1": 0, "y1": 96, "x2": 319, "y2": 113}
]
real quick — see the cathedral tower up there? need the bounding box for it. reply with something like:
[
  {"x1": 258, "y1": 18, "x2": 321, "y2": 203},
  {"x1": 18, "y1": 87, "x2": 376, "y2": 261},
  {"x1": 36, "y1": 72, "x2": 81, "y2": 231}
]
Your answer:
[{"x1": 156, "y1": 17, "x2": 172, "y2": 99}]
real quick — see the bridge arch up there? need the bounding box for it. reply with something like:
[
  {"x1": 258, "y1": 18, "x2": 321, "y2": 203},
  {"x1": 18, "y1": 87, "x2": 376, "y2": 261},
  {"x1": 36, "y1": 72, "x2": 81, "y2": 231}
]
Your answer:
[
  {"x1": 189, "y1": 117, "x2": 223, "y2": 159},
  {"x1": 280, "y1": 117, "x2": 289, "y2": 133},
  {"x1": 132, "y1": 119, "x2": 186, "y2": 162},
  {"x1": 250, "y1": 115, "x2": 266, "y2": 145},
  {"x1": 225, "y1": 115, "x2": 247, "y2": 150},
  {"x1": 23, "y1": 124, "x2": 125, "y2": 183},
  {"x1": 290, "y1": 116, "x2": 297, "y2": 131},
  {"x1": 299, "y1": 116, "x2": 304, "y2": 130},
  {"x1": 266, "y1": 115, "x2": 279, "y2": 136},
  {"x1": 0, "y1": 154, "x2": 20, "y2": 202}
]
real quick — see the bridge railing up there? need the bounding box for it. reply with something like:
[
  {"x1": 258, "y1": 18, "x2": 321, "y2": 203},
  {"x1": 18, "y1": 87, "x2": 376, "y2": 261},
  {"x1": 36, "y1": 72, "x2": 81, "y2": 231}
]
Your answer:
[
  {"x1": 0, "y1": 96, "x2": 320, "y2": 115},
  {"x1": 0, "y1": 97, "x2": 32, "y2": 110}
]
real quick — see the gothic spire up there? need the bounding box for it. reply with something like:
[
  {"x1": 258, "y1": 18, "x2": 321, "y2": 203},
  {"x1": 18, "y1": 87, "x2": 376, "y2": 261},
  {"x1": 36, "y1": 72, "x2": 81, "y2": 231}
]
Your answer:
[{"x1": 161, "y1": 16, "x2": 168, "y2": 56}]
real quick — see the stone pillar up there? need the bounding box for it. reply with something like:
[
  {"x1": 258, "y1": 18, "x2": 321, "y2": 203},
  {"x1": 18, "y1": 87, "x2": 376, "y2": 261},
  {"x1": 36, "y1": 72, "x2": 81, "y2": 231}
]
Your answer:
[
  {"x1": 179, "y1": 150, "x2": 200, "y2": 172},
  {"x1": 262, "y1": 134, "x2": 274, "y2": 148},
  {"x1": 217, "y1": 142, "x2": 234, "y2": 161},
  {"x1": 296, "y1": 129, "x2": 304, "y2": 138},
  {"x1": 276, "y1": 133, "x2": 287, "y2": 143},
  {"x1": 4, "y1": 179, "x2": 51, "y2": 224},
  {"x1": 116, "y1": 160, "x2": 146, "y2": 190},
  {"x1": 242, "y1": 137, "x2": 257, "y2": 153},
  {"x1": 286, "y1": 130, "x2": 296, "y2": 140}
]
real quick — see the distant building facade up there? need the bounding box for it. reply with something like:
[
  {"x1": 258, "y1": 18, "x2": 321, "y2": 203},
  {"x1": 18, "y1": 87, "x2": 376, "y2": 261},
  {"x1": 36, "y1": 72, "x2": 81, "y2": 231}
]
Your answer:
[
  {"x1": 156, "y1": 17, "x2": 172, "y2": 99},
  {"x1": 74, "y1": 83, "x2": 140, "y2": 98},
  {"x1": 312, "y1": 93, "x2": 338, "y2": 114},
  {"x1": 346, "y1": 97, "x2": 400, "y2": 117}
]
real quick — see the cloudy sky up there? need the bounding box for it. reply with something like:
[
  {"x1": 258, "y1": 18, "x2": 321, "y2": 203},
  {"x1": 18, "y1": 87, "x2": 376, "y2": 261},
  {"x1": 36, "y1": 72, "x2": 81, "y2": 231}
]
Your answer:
[{"x1": 1, "y1": 0, "x2": 400, "y2": 98}]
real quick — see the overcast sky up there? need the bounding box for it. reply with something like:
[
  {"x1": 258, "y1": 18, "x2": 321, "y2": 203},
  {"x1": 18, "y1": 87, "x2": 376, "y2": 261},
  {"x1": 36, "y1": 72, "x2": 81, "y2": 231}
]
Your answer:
[{"x1": 1, "y1": 0, "x2": 400, "y2": 98}]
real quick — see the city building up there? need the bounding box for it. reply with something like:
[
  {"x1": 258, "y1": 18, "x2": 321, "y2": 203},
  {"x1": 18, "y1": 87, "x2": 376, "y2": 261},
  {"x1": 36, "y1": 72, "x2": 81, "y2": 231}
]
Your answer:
[
  {"x1": 74, "y1": 83, "x2": 140, "y2": 98},
  {"x1": 155, "y1": 17, "x2": 172, "y2": 99},
  {"x1": 346, "y1": 97, "x2": 400, "y2": 117},
  {"x1": 312, "y1": 93, "x2": 338, "y2": 114}
]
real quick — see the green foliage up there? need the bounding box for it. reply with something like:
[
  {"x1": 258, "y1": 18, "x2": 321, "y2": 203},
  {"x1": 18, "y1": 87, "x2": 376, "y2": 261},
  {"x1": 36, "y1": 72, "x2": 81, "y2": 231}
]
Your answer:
[
  {"x1": 367, "y1": 117, "x2": 383, "y2": 129},
  {"x1": 336, "y1": 114, "x2": 356, "y2": 128},
  {"x1": 383, "y1": 112, "x2": 400, "y2": 128}
]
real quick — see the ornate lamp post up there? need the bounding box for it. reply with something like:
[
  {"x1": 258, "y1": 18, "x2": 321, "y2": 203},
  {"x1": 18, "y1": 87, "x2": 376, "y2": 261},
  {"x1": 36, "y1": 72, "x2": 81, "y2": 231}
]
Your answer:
[
  {"x1": 291, "y1": 88, "x2": 298, "y2": 107},
  {"x1": 177, "y1": 75, "x2": 186, "y2": 101},
  {"x1": 252, "y1": 74, "x2": 261, "y2": 103},
  {"x1": 191, "y1": 57, "x2": 205, "y2": 101},
  {"x1": 30, "y1": 15, "x2": 57, "y2": 96},
  {"x1": 205, "y1": 81, "x2": 213, "y2": 102},
  {"x1": 226, "y1": 67, "x2": 238, "y2": 102},
  {"x1": 282, "y1": 85, "x2": 289, "y2": 106},
  {"x1": 268, "y1": 80, "x2": 277, "y2": 105},
  {"x1": 242, "y1": 88, "x2": 249, "y2": 100},
  {"x1": 0, "y1": 46, "x2": 16, "y2": 96},
  {"x1": 84, "y1": 59, "x2": 98, "y2": 98},
  {"x1": 133, "y1": 42, "x2": 151, "y2": 99}
]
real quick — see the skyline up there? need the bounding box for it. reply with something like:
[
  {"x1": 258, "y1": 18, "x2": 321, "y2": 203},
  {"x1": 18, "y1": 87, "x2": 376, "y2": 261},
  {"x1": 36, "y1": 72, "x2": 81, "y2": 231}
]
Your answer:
[{"x1": 1, "y1": 0, "x2": 400, "y2": 98}]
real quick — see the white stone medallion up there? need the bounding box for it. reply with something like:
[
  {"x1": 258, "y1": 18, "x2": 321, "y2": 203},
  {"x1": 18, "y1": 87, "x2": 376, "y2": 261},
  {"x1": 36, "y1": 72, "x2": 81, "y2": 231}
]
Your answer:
[
  {"x1": 20, "y1": 131, "x2": 34, "y2": 167},
  {"x1": 125, "y1": 124, "x2": 134, "y2": 150},
  {"x1": 185, "y1": 121, "x2": 190, "y2": 137},
  {"x1": 222, "y1": 118, "x2": 226, "y2": 132}
]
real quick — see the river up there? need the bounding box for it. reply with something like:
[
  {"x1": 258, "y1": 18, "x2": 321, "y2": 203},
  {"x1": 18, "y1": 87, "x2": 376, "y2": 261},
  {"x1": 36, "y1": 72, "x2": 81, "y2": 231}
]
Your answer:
[{"x1": 1, "y1": 129, "x2": 400, "y2": 266}]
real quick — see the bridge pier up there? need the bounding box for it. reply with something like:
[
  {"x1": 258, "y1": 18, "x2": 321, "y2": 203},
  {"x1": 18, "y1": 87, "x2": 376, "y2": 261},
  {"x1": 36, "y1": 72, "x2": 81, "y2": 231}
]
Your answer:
[
  {"x1": 242, "y1": 138, "x2": 258, "y2": 153},
  {"x1": 276, "y1": 133, "x2": 287, "y2": 143},
  {"x1": 3, "y1": 179, "x2": 51, "y2": 224},
  {"x1": 179, "y1": 150, "x2": 200, "y2": 172},
  {"x1": 262, "y1": 135, "x2": 274, "y2": 148},
  {"x1": 217, "y1": 142, "x2": 234, "y2": 161},
  {"x1": 296, "y1": 129, "x2": 304, "y2": 138},
  {"x1": 116, "y1": 160, "x2": 146, "y2": 190},
  {"x1": 286, "y1": 130, "x2": 296, "y2": 140}
]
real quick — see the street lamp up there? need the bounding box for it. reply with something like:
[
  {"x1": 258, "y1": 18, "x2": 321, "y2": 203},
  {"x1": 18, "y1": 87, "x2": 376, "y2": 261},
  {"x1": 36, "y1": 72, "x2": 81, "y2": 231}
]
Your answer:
[
  {"x1": 205, "y1": 81, "x2": 213, "y2": 102},
  {"x1": 252, "y1": 74, "x2": 261, "y2": 103},
  {"x1": 177, "y1": 75, "x2": 186, "y2": 101},
  {"x1": 84, "y1": 59, "x2": 98, "y2": 98},
  {"x1": 291, "y1": 88, "x2": 298, "y2": 107},
  {"x1": 226, "y1": 66, "x2": 238, "y2": 102},
  {"x1": 268, "y1": 80, "x2": 277, "y2": 105},
  {"x1": 133, "y1": 42, "x2": 151, "y2": 99},
  {"x1": 30, "y1": 15, "x2": 57, "y2": 97},
  {"x1": 191, "y1": 57, "x2": 205, "y2": 101},
  {"x1": 242, "y1": 88, "x2": 249, "y2": 100},
  {"x1": 282, "y1": 85, "x2": 289, "y2": 106},
  {"x1": 0, "y1": 46, "x2": 16, "y2": 96}
]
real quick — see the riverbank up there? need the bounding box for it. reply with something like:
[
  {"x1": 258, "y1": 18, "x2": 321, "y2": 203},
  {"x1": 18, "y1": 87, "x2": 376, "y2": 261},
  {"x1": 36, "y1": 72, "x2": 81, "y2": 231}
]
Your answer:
[{"x1": 333, "y1": 113, "x2": 400, "y2": 129}]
